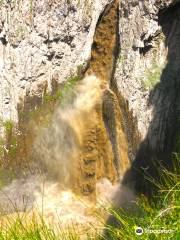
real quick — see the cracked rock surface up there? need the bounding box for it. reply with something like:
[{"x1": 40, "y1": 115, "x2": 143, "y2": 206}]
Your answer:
[
  {"x1": 116, "y1": 0, "x2": 179, "y2": 155},
  {"x1": 0, "y1": 0, "x2": 179, "y2": 158},
  {"x1": 0, "y1": 0, "x2": 111, "y2": 131}
]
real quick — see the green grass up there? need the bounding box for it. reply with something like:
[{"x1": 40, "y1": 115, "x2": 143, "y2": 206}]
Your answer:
[
  {"x1": 102, "y1": 153, "x2": 180, "y2": 240},
  {"x1": 0, "y1": 214, "x2": 81, "y2": 240},
  {"x1": 0, "y1": 154, "x2": 179, "y2": 239}
]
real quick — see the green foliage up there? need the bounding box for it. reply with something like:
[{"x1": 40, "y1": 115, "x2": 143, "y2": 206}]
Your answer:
[
  {"x1": 43, "y1": 74, "x2": 81, "y2": 104},
  {"x1": 0, "y1": 214, "x2": 82, "y2": 240},
  {"x1": 141, "y1": 63, "x2": 163, "y2": 90},
  {"x1": 43, "y1": 93, "x2": 56, "y2": 103},
  {"x1": 0, "y1": 155, "x2": 179, "y2": 239},
  {"x1": 3, "y1": 120, "x2": 13, "y2": 133},
  {"x1": 8, "y1": 136, "x2": 17, "y2": 158},
  {"x1": 102, "y1": 154, "x2": 180, "y2": 240},
  {"x1": 2, "y1": 120, "x2": 18, "y2": 158},
  {"x1": 60, "y1": 75, "x2": 80, "y2": 100}
]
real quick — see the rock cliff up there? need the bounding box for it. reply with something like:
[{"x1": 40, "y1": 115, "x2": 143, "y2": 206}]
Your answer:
[{"x1": 0, "y1": 0, "x2": 179, "y2": 195}]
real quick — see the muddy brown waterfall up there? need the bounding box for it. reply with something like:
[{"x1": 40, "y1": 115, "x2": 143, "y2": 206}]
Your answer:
[
  {"x1": 80, "y1": 0, "x2": 130, "y2": 197},
  {"x1": 0, "y1": 0, "x2": 179, "y2": 236},
  {"x1": 32, "y1": 0, "x2": 131, "y2": 200},
  {"x1": 0, "y1": 0, "x2": 131, "y2": 204},
  {"x1": 75, "y1": 0, "x2": 131, "y2": 197}
]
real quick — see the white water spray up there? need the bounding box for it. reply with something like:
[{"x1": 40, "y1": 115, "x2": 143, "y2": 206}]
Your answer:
[{"x1": 33, "y1": 75, "x2": 102, "y2": 186}]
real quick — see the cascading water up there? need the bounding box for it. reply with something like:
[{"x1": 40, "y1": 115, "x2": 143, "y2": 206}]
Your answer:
[
  {"x1": 33, "y1": 75, "x2": 103, "y2": 190},
  {"x1": 0, "y1": 0, "x2": 135, "y2": 231},
  {"x1": 31, "y1": 0, "x2": 131, "y2": 199}
]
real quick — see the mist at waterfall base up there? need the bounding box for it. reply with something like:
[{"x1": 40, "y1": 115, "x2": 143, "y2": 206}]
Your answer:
[
  {"x1": 0, "y1": 75, "x2": 135, "y2": 226},
  {"x1": 33, "y1": 75, "x2": 102, "y2": 187}
]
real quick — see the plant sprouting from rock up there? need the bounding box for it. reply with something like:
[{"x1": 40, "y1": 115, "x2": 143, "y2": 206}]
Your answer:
[{"x1": 141, "y1": 63, "x2": 163, "y2": 90}]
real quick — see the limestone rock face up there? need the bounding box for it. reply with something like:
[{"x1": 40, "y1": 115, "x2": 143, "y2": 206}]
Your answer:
[
  {"x1": 0, "y1": 0, "x2": 111, "y2": 131},
  {"x1": 116, "y1": 0, "x2": 180, "y2": 156},
  {"x1": 0, "y1": 0, "x2": 178, "y2": 145},
  {"x1": 0, "y1": 0, "x2": 179, "y2": 186}
]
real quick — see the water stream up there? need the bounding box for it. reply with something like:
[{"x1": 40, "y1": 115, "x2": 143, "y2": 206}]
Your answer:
[{"x1": 0, "y1": 0, "x2": 135, "y2": 231}]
